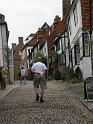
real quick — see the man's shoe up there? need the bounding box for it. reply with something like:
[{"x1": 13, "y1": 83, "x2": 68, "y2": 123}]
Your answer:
[
  {"x1": 40, "y1": 97, "x2": 44, "y2": 103},
  {"x1": 36, "y1": 94, "x2": 39, "y2": 101}
]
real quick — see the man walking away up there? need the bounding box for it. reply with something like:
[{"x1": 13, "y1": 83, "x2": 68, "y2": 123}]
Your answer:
[{"x1": 31, "y1": 57, "x2": 47, "y2": 103}]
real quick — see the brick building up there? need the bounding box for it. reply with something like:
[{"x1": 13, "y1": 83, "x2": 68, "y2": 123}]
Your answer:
[{"x1": 12, "y1": 37, "x2": 24, "y2": 80}]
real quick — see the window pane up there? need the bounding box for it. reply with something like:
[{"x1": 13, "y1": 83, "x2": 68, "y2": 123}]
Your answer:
[
  {"x1": 84, "y1": 33, "x2": 90, "y2": 56},
  {"x1": 73, "y1": 4, "x2": 78, "y2": 26},
  {"x1": 76, "y1": 45, "x2": 80, "y2": 64},
  {"x1": 85, "y1": 45, "x2": 90, "y2": 56}
]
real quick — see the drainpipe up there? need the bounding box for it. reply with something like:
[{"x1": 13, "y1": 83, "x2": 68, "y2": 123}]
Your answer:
[{"x1": 89, "y1": 0, "x2": 93, "y2": 75}]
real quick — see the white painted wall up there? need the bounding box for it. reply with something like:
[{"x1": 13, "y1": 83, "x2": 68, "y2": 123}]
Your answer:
[
  {"x1": 80, "y1": 57, "x2": 92, "y2": 79},
  {"x1": 67, "y1": 0, "x2": 93, "y2": 79},
  {"x1": 0, "y1": 25, "x2": 3, "y2": 67},
  {"x1": 68, "y1": 0, "x2": 82, "y2": 47},
  {"x1": 0, "y1": 24, "x2": 8, "y2": 67}
]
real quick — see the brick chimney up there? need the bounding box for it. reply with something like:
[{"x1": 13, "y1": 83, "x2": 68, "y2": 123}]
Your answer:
[
  {"x1": 54, "y1": 15, "x2": 61, "y2": 24},
  {"x1": 12, "y1": 43, "x2": 16, "y2": 49},
  {"x1": 18, "y1": 37, "x2": 23, "y2": 44},
  {"x1": 0, "y1": 13, "x2": 5, "y2": 22},
  {"x1": 53, "y1": 15, "x2": 61, "y2": 29},
  {"x1": 37, "y1": 28, "x2": 46, "y2": 41}
]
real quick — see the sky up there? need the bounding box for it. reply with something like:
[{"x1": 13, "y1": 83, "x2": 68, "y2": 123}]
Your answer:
[{"x1": 0, "y1": 0, "x2": 62, "y2": 48}]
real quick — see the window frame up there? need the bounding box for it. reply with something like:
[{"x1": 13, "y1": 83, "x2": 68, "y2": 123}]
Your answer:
[{"x1": 82, "y1": 33, "x2": 90, "y2": 57}]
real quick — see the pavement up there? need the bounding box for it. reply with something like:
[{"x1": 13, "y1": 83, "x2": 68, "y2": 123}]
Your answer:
[
  {"x1": 0, "y1": 80, "x2": 93, "y2": 123},
  {"x1": 0, "y1": 80, "x2": 93, "y2": 113},
  {"x1": 59, "y1": 81, "x2": 93, "y2": 112},
  {"x1": 0, "y1": 82, "x2": 19, "y2": 100}
]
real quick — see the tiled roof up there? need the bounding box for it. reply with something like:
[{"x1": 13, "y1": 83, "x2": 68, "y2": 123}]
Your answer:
[
  {"x1": 25, "y1": 33, "x2": 36, "y2": 41},
  {"x1": 47, "y1": 19, "x2": 67, "y2": 57}
]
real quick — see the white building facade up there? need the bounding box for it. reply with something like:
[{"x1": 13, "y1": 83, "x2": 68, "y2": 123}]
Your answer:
[
  {"x1": 66, "y1": 0, "x2": 93, "y2": 79},
  {"x1": 0, "y1": 13, "x2": 9, "y2": 68}
]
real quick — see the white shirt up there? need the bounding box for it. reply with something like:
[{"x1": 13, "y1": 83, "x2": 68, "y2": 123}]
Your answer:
[
  {"x1": 31, "y1": 62, "x2": 47, "y2": 75},
  {"x1": 21, "y1": 69, "x2": 26, "y2": 77}
]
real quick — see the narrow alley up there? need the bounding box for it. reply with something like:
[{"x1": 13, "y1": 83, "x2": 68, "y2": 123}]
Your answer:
[{"x1": 0, "y1": 81, "x2": 93, "y2": 124}]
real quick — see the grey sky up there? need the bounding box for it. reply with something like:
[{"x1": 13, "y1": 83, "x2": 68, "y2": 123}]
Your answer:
[{"x1": 0, "y1": 0, "x2": 62, "y2": 47}]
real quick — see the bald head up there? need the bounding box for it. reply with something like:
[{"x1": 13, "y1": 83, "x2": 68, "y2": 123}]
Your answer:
[{"x1": 36, "y1": 56, "x2": 42, "y2": 62}]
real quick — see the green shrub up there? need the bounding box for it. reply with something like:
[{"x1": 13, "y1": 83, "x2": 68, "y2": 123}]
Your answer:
[
  {"x1": 75, "y1": 66, "x2": 82, "y2": 80},
  {"x1": 61, "y1": 68, "x2": 75, "y2": 81},
  {"x1": 48, "y1": 76, "x2": 53, "y2": 80},
  {"x1": 27, "y1": 76, "x2": 33, "y2": 81},
  {"x1": 54, "y1": 70, "x2": 61, "y2": 80},
  {"x1": 69, "y1": 78, "x2": 80, "y2": 83}
]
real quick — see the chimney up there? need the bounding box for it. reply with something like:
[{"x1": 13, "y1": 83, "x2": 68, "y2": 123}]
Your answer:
[
  {"x1": 37, "y1": 28, "x2": 45, "y2": 40},
  {"x1": 54, "y1": 15, "x2": 61, "y2": 24},
  {"x1": 53, "y1": 15, "x2": 61, "y2": 28},
  {"x1": 12, "y1": 43, "x2": 16, "y2": 49},
  {"x1": 18, "y1": 37, "x2": 23, "y2": 44},
  {"x1": 0, "y1": 13, "x2": 5, "y2": 22},
  {"x1": 62, "y1": 0, "x2": 71, "y2": 18}
]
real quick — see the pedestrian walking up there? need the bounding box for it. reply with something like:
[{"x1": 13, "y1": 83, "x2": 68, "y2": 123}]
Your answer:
[
  {"x1": 20, "y1": 67, "x2": 26, "y2": 85},
  {"x1": 1, "y1": 68, "x2": 8, "y2": 90},
  {"x1": 31, "y1": 56, "x2": 47, "y2": 103},
  {"x1": 0, "y1": 67, "x2": 3, "y2": 90}
]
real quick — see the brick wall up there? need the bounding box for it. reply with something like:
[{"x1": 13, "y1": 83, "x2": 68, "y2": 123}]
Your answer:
[
  {"x1": 81, "y1": 0, "x2": 93, "y2": 30},
  {"x1": 13, "y1": 37, "x2": 24, "y2": 80},
  {"x1": 62, "y1": 0, "x2": 71, "y2": 18}
]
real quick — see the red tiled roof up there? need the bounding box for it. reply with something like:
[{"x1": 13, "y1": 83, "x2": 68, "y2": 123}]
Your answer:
[{"x1": 47, "y1": 19, "x2": 67, "y2": 57}]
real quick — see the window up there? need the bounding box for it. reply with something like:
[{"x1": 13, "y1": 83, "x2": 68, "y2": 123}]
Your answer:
[
  {"x1": 73, "y1": 4, "x2": 78, "y2": 26},
  {"x1": 84, "y1": 34, "x2": 90, "y2": 56},
  {"x1": 75, "y1": 45, "x2": 80, "y2": 64},
  {"x1": 68, "y1": 17, "x2": 72, "y2": 35},
  {"x1": 28, "y1": 49, "x2": 30, "y2": 55},
  {"x1": 27, "y1": 48, "x2": 32, "y2": 56},
  {"x1": 83, "y1": 33, "x2": 90, "y2": 56},
  {"x1": 72, "y1": 47, "x2": 75, "y2": 66},
  {"x1": 62, "y1": 37, "x2": 65, "y2": 52},
  {"x1": 56, "y1": 41, "x2": 60, "y2": 51},
  {"x1": 58, "y1": 53, "x2": 66, "y2": 65},
  {"x1": 72, "y1": 45, "x2": 80, "y2": 66},
  {"x1": 45, "y1": 47, "x2": 46, "y2": 53}
]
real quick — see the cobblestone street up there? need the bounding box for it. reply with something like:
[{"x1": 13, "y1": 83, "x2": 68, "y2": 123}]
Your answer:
[{"x1": 0, "y1": 81, "x2": 93, "y2": 124}]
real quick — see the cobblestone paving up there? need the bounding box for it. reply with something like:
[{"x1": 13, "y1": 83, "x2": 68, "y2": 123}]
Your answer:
[{"x1": 0, "y1": 81, "x2": 93, "y2": 124}]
